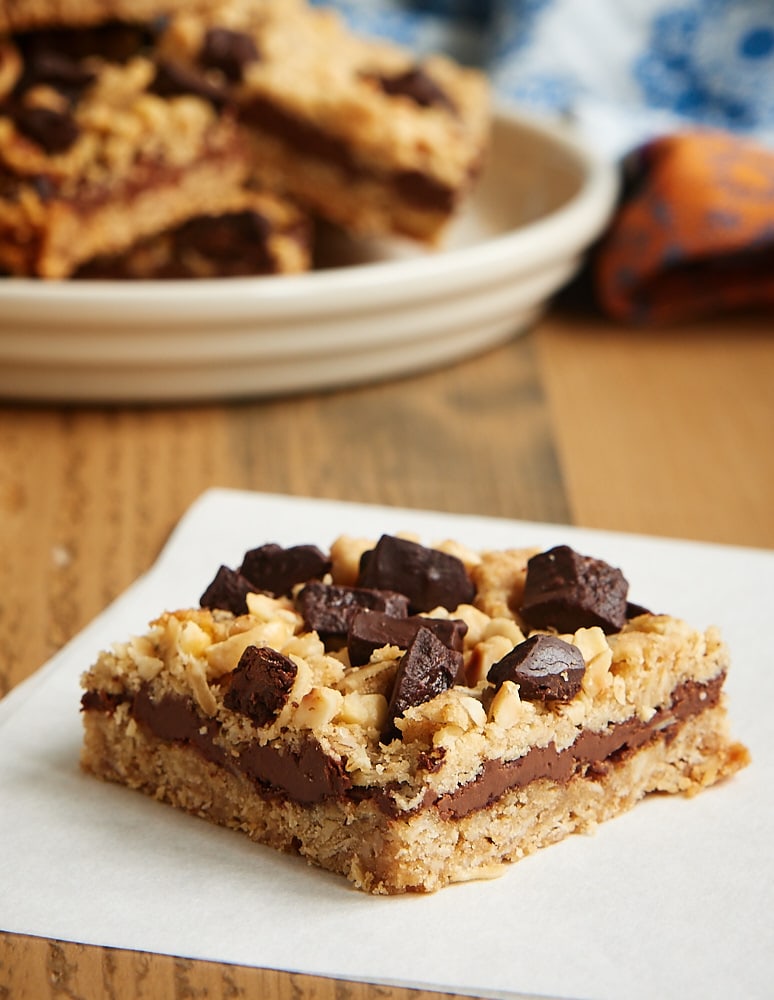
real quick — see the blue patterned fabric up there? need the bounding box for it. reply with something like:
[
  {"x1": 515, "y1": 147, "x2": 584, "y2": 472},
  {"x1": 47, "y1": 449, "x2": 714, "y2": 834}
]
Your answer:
[{"x1": 312, "y1": 0, "x2": 774, "y2": 156}]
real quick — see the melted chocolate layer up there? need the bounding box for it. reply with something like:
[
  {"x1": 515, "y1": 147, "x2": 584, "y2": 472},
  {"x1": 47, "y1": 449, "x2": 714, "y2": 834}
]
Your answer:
[
  {"x1": 240, "y1": 95, "x2": 457, "y2": 212},
  {"x1": 127, "y1": 684, "x2": 350, "y2": 804},
  {"x1": 433, "y1": 673, "x2": 724, "y2": 819},
  {"x1": 81, "y1": 673, "x2": 724, "y2": 818}
]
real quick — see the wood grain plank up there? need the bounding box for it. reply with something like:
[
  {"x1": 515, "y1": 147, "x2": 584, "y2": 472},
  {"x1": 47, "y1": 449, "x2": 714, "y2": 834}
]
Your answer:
[
  {"x1": 225, "y1": 329, "x2": 568, "y2": 521},
  {"x1": 535, "y1": 312, "x2": 774, "y2": 548},
  {"x1": 0, "y1": 935, "x2": 462, "y2": 1000}
]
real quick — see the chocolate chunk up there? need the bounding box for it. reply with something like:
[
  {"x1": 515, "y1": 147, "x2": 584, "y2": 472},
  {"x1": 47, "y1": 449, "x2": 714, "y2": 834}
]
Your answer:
[
  {"x1": 372, "y1": 65, "x2": 456, "y2": 112},
  {"x1": 626, "y1": 601, "x2": 652, "y2": 619},
  {"x1": 11, "y1": 105, "x2": 79, "y2": 154},
  {"x1": 488, "y1": 634, "x2": 586, "y2": 702},
  {"x1": 15, "y1": 50, "x2": 96, "y2": 102},
  {"x1": 520, "y1": 545, "x2": 629, "y2": 634},
  {"x1": 357, "y1": 535, "x2": 475, "y2": 613},
  {"x1": 223, "y1": 644, "x2": 297, "y2": 727},
  {"x1": 200, "y1": 27, "x2": 259, "y2": 82},
  {"x1": 239, "y1": 543, "x2": 330, "y2": 597},
  {"x1": 30, "y1": 174, "x2": 55, "y2": 201},
  {"x1": 176, "y1": 210, "x2": 272, "y2": 269},
  {"x1": 297, "y1": 581, "x2": 409, "y2": 637},
  {"x1": 348, "y1": 609, "x2": 467, "y2": 668},
  {"x1": 149, "y1": 59, "x2": 227, "y2": 107},
  {"x1": 95, "y1": 23, "x2": 157, "y2": 63},
  {"x1": 18, "y1": 23, "x2": 154, "y2": 67},
  {"x1": 199, "y1": 564, "x2": 254, "y2": 615},
  {"x1": 383, "y1": 627, "x2": 463, "y2": 741}
]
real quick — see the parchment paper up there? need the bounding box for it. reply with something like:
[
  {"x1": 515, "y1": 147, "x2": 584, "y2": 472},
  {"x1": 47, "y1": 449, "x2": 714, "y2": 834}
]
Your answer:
[{"x1": 1, "y1": 490, "x2": 771, "y2": 1000}]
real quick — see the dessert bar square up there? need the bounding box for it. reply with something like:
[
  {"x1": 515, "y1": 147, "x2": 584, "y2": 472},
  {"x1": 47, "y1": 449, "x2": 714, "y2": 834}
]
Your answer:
[
  {"x1": 0, "y1": 26, "x2": 249, "y2": 277},
  {"x1": 80, "y1": 532, "x2": 749, "y2": 894},
  {"x1": 157, "y1": 0, "x2": 491, "y2": 242}
]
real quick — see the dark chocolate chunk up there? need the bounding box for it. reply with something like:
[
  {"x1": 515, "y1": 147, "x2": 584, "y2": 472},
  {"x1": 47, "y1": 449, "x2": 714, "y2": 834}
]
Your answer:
[
  {"x1": 348, "y1": 609, "x2": 467, "y2": 668},
  {"x1": 357, "y1": 535, "x2": 475, "y2": 613},
  {"x1": 30, "y1": 174, "x2": 55, "y2": 201},
  {"x1": 15, "y1": 50, "x2": 96, "y2": 102},
  {"x1": 383, "y1": 627, "x2": 463, "y2": 742},
  {"x1": 626, "y1": 601, "x2": 652, "y2": 619},
  {"x1": 223, "y1": 644, "x2": 297, "y2": 727},
  {"x1": 239, "y1": 543, "x2": 330, "y2": 597},
  {"x1": 11, "y1": 105, "x2": 79, "y2": 154},
  {"x1": 520, "y1": 545, "x2": 629, "y2": 634},
  {"x1": 488, "y1": 634, "x2": 586, "y2": 702},
  {"x1": 176, "y1": 210, "x2": 272, "y2": 268},
  {"x1": 371, "y1": 65, "x2": 456, "y2": 112},
  {"x1": 200, "y1": 27, "x2": 259, "y2": 82},
  {"x1": 18, "y1": 23, "x2": 154, "y2": 67},
  {"x1": 297, "y1": 581, "x2": 409, "y2": 637},
  {"x1": 148, "y1": 58, "x2": 227, "y2": 107},
  {"x1": 199, "y1": 564, "x2": 254, "y2": 615}
]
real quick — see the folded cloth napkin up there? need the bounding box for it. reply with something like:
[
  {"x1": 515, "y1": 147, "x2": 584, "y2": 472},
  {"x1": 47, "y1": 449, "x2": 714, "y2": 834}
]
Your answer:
[
  {"x1": 318, "y1": 0, "x2": 774, "y2": 323},
  {"x1": 595, "y1": 131, "x2": 774, "y2": 323}
]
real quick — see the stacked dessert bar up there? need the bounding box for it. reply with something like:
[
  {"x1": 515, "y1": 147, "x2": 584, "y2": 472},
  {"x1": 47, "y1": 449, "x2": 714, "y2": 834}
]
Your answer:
[
  {"x1": 0, "y1": 0, "x2": 491, "y2": 278},
  {"x1": 81, "y1": 532, "x2": 749, "y2": 894}
]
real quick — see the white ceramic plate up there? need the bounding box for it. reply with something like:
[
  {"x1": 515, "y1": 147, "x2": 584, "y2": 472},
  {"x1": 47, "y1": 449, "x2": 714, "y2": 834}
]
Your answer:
[{"x1": 0, "y1": 108, "x2": 618, "y2": 403}]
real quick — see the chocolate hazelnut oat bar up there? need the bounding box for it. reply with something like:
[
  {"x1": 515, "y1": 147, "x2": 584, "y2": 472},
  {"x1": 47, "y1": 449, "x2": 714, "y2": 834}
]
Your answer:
[
  {"x1": 1, "y1": 1, "x2": 489, "y2": 279},
  {"x1": 0, "y1": 23, "x2": 250, "y2": 277},
  {"x1": 80, "y1": 533, "x2": 749, "y2": 894},
  {"x1": 157, "y1": 0, "x2": 490, "y2": 242}
]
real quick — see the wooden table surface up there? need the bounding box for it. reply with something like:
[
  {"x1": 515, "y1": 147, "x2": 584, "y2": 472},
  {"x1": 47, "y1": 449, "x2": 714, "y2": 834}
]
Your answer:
[{"x1": 1, "y1": 303, "x2": 772, "y2": 999}]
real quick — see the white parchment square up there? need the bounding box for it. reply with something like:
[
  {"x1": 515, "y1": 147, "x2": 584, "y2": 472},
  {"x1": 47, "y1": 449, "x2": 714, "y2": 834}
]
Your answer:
[{"x1": 1, "y1": 490, "x2": 771, "y2": 1000}]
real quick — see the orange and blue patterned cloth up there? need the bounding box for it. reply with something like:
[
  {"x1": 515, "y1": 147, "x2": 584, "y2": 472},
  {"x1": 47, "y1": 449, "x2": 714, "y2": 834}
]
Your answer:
[
  {"x1": 595, "y1": 130, "x2": 774, "y2": 323},
  {"x1": 316, "y1": 0, "x2": 774, "y2": 323}
]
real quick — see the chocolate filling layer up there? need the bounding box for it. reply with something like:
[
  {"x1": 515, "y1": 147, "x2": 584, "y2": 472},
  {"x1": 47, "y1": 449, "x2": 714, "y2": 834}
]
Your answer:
[
  {"x1": 240, "y1": 95, "x2": 457, "y2": 212},
  {"x1": 127, "y1": 685, "x2": 350, "y2": 803},
  {"x1": 82, "y1": 673, "x2": 724, "y2": 818},
  {"x1": 432, "y1": 673, "x2": 724, "y2": 819}
]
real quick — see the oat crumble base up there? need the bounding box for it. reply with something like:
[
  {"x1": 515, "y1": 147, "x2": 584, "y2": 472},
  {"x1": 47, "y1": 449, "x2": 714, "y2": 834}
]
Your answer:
[{"x1": 80, "y1": 535, "x2": 750, "y2": 894}]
